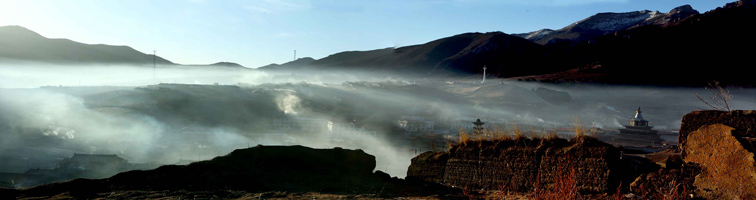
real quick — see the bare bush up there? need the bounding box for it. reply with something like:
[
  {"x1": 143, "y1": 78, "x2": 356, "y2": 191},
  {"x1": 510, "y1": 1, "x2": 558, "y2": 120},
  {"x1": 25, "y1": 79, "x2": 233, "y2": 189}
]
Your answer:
[{"x1": 695, "y1": 81, "x2": 733, "y2": 111}]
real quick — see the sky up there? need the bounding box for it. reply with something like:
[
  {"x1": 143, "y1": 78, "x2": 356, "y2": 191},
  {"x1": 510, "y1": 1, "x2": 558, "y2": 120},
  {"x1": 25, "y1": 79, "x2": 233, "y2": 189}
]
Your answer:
[{"x1": 0, "y1": 0, "x2": 734, "y2": 68}]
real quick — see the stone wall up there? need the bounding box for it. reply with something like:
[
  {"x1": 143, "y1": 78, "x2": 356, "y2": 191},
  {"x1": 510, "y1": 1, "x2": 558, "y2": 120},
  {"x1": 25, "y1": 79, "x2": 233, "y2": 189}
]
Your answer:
[
  {"x1": 406, "y1": 151, "x2": 448, "y2": 183},
  {"x1": 407, "y1": 137, "x2": 631, "y2": 193}
]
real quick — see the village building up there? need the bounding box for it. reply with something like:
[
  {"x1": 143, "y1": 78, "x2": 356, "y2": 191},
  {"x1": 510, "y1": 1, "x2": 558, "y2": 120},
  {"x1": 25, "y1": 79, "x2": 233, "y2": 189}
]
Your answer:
[
  {"x1": 448, "y1": 117, "x2": 492, "y2": 132},
  {"x1": 611, "y1": 107, "x2": 664, "y2": 149},
  {"x1": 618, "y1": 107, "x2": 658, "y2": 135},
  {"x1": 398, "y1": 115, "x2": 434, "y2": 133}
]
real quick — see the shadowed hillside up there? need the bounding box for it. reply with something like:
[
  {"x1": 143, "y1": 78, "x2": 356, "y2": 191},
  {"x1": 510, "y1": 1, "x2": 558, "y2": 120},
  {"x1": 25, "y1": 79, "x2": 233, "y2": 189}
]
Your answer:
[
  {"x1": 0, "y1": 26, "x2": 173, "y2": 65},
  {"x1": 0, "y1": 145, "x2": 459, "y2": 199},
  {"x1": 261, "y1": 32, "x2": 558, "y2": 77},
  {"x1": 527, "y1": 0, "x2": 756, "y2": 86}
]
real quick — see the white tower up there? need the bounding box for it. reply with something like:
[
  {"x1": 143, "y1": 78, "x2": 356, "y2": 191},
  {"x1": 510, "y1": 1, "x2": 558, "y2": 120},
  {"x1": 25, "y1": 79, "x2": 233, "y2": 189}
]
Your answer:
[{"x1": 482, "y1": 65, "x2": 487, "y2": 83}]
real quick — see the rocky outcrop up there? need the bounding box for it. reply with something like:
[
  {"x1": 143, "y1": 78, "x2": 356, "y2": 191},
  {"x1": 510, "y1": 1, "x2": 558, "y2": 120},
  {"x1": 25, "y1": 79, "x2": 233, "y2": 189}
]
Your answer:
[
  {"x1": 407, "y1": 136, "x2": 648, "y2": 194},
  {"x1": 633, "y1": 110, "x2": 756, "y2": 199},
  {"x1": 628, "y1": 165, "x2": 699, "y2": 198},
  {"x1": 684, "y1": 124, "x2": 756, "y2": 199},
  {"x1": 678, "y1": 110, "x2": 756, "y2": 156}
]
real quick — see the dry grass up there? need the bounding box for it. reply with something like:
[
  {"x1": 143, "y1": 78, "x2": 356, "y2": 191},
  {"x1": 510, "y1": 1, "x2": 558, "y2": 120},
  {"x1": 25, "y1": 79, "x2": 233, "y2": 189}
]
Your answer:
[
  {"x1": 459, "y1": 128, "x2": 471, "y2": 146},
  {"x1": 455, "y1": 117, "x2": 598, "y2": 148},
  {"x1": 572, "y1": 116, "x2": 598, "y2": 138},
  {"x1": 529, "y1": 160, "x2": 580, "y2": 200},
  {"x1": 543, "y1": 130, "x2": 559, "y2": 141}
]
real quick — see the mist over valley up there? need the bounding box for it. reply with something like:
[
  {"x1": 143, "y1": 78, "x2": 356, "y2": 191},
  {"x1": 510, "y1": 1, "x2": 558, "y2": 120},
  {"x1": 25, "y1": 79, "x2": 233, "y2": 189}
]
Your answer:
[{"x1": 1, "y1": 0, "x2": 755, "y2": 198}]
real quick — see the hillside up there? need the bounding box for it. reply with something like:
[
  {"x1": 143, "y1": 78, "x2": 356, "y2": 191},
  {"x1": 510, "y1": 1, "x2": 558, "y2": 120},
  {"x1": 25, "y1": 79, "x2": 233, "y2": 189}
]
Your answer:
[
  {"x1": 258, "y1": 2, "x2": 756, "y2": 87},
  {"x1": 262, "y1": 32, "x2": 559, "y2": 77},
  {"x1": 526, "y1": 0, "x2": 756, "y2": 86},
  {"x1": 0, "y1": 26, "x2": 173, "y2": 65},
  {"x1": 0, "y1": 26, "x2": 250, "y2": 68},
  {"x1": 259, "y1": 57, "x2": 316, "y2": 70}
]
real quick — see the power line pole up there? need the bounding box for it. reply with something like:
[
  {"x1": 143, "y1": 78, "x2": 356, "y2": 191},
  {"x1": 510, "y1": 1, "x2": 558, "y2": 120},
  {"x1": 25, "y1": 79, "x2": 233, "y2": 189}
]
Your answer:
[
  {"x1": 293, "y1": 50, "x2": 297, "y2": 61},
  {"x1": 153, "y1": 50, "x2": 156, "y2": 81}
]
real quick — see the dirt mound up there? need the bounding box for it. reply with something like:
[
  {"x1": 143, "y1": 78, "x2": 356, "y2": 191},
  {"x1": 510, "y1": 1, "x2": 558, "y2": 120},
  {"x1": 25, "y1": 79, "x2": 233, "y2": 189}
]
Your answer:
[{"x1": 5, "y1": 145, "x2": 454, "y2": 199}]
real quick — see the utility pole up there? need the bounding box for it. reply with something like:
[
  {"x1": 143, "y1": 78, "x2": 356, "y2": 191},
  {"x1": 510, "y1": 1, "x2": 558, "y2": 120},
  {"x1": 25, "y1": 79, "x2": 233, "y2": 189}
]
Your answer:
[
  {"x1": 153, "y1": 50, "x2": 156, "y2": 81},
  {"x1": 293, "y1": 50, "x2": 297, "y2": 61}
]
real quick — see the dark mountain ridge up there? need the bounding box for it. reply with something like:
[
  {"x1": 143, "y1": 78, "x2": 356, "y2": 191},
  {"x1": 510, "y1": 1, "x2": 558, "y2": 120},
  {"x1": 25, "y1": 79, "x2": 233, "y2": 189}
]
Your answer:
[
  {"x1": 528, "y1": 0, "x2": 756, "y2": 86},
  {"x1": 0, "y1": 25, "x2": 248, "y2": 68},
  {"x1": 259, "y1": 57, "x2": 316, "y2": 70},
  {"x1": 261, "y1": 1, "x2": 753, "y2": 87},
  {"x1": 262, "y1": 32, "x2": 559, "y2": 77}
]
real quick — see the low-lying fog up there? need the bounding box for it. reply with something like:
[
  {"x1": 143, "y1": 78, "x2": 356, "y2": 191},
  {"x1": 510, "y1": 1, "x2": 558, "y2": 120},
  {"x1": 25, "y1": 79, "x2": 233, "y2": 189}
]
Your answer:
[{"x1": 2, "y1": 64, "x2": 755, "y2": 178}]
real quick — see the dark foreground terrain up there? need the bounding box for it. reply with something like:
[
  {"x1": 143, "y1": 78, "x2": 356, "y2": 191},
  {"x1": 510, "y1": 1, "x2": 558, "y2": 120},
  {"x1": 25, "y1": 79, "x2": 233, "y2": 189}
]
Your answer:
[{"x1": 0, "y1": 145, "x2": 463, "y2": 200}]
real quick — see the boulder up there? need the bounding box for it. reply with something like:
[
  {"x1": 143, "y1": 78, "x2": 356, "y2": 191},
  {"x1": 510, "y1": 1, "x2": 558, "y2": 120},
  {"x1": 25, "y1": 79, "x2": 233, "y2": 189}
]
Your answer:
[
  {"x1": 678, "y1": 110, "x2": 756, "y2": 156},
  {"x1": 683, "y1": 124, "x2": 756, "y2": 199},
  {"x1": 633, "y1": 110, "x2": 756, "y2": 199}
]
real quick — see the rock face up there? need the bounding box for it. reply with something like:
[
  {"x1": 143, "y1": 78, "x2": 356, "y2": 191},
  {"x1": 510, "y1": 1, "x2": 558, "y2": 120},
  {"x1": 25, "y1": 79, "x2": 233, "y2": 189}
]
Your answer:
[
  {"x1": 684, "y1": 124, "x2": 756, "y2": 199},
  {"x1": 631, "y1": 110, "x2": 756, "y2": 198},
  {"x1": 678, "y1": 110, "x2": 756, "y2": 156},
  {"x1": 672, "y1": 110, "x2": 756, "y2": 199},
  {"x1": 407, "y1": 136, "x2": 642, "y2": 193}
]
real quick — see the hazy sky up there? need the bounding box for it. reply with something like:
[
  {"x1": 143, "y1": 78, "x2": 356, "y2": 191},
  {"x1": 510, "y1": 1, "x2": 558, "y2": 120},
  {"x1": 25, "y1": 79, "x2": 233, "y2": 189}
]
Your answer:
[{"x1": 0, "y1": 0, "x2": 732, "y2": 68}]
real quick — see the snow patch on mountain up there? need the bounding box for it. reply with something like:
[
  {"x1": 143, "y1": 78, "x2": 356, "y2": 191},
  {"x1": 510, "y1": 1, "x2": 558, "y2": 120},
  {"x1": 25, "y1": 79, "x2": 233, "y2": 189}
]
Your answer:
[
  {"x1": 521, "y1": 29, "x2": 555, "y2": 40},
  {"x1": 573, "y1": 10, "x2": 660, "y2": 32}
]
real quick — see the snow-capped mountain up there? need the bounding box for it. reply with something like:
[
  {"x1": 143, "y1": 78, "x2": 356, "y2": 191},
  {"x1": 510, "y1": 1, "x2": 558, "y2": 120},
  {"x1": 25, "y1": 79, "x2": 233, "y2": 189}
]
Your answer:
[{"x1": 514, "y1": 5, "x2": 699, "y2": 44}]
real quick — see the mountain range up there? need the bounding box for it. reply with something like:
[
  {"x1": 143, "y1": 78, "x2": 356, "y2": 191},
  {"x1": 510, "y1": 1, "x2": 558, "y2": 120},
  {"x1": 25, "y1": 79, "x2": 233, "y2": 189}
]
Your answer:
[
  {"x1": 521, "y1": 0, "x2": 756, "y2": 86},
  {"x1": 0, "y1": 26, "x2": 246, "y2": 68},
  {"x1": 261, "y1": 0, "x2": 755, "y2": 86},
  {"x1": 512, "y1": 5, "x2": 699, "y2": 45},
  {"x1": 2, "y1": 0, "x2": 754, "y2": 86}
]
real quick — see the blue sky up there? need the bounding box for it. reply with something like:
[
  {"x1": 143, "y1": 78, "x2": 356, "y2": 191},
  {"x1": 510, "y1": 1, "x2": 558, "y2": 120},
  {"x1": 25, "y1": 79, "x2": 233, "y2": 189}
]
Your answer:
[{"x1": 0, "y1": 0, "x2": 733, "y2": 68}]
